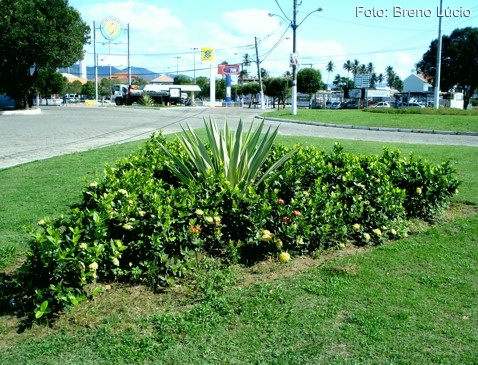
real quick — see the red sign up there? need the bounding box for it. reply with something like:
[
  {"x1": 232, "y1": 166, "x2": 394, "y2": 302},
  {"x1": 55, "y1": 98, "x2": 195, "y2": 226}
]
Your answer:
[{"x1": 218, "y1": 64, "x2": 241, "y2": 75}]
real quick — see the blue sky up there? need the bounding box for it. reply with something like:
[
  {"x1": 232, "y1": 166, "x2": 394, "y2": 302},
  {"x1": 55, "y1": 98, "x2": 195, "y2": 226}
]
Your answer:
[{"x1": 69, "y1": 0, "x2": 477, "y2": 82}]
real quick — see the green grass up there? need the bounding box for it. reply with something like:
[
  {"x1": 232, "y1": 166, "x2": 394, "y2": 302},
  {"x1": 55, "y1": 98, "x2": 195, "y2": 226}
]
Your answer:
[
  {"x1": 1, "y1": 113, "x2": 478, "y2": 364},
  {"x1": 1, "y1": 216, "x2": 477, "y2": 364},
  {"x1": 264, "y1": 109, "x2": 478, "y2": 133}
]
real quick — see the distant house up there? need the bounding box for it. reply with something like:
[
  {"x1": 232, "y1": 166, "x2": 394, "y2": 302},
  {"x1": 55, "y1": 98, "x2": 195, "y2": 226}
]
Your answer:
[
  {"x1": 150, "y1": 74, "x2": 174, "y2": 85},
  {"x1": 403, "y1": 73, "x2": 433, "y2": 92},
  {"x1": 61, "y1": 73, "x2": 88, "y2": 84},
  {"x1": 111, "y1": 72, "x2": 138, "y2": 82}
]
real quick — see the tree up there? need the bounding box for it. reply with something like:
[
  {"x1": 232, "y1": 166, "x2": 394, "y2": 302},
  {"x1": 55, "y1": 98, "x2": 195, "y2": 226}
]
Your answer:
[
  {"x1": 0, "y1": 0, "x2": 90, "y2": 109},
  {"x1": 65, "y1": 80, "x2": 83, "y2": 95},
  {"x1": 81, "y1": 81, "x2": 95, "y2": 99},
  {"x1": 264, "y1": 77, "x2": 289, "y2": 109},
  {"x1": 241, "y1": 82, "x2": 261, "y2": 108},
  {"x1": 385, "y1": 66, "x2": 403, "y2": 91},
  {"x1": 417, "y1": 27, "x2": 478, "y2": 109},
  {"x1": 195, "y1": 76, "x2": 209, "y2": 100},
  {"x1": 326, "y1": 61, "x2": 335, "y2": 89},
  {"x1": 343, "y1": 60, "x2": 353, "y2": 77},
  {"x1": 36, "y1": 68, "x2": 67, "y2": 103},
  {"x1": 174, "y1": 75, "x2": 192, "y2": 85},
  {"x1": 297, "y1": 68, "x2": 323, "y2": 108}
]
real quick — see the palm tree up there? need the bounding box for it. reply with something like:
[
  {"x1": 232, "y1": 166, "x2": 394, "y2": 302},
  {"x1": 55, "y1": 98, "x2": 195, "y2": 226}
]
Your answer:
[
  {"x1": 367, "y1": 62, "x2": 374, "y2": 74},
  {"x1": 326, "y1": 61, "x2": 335, "y2": 89},
  {"x1": 333, "y1": 74, "x2": 342, "y2": 88},
  {"x1": 377, "y1": 73, "x2": 384, "y2": 85},
  {"x1": 385, "y1": 65, "x2": 394, "y2": 79},
  {"x1": 343, "y1": 60, "x2": 352, "y2": 77},
  {"x1": 239, "y1": 53, "x2": 252, "y2": 82},
  {"x1": 352, "y1": 59, "x2": 360, "y2": 76},
  {"x1": 370, "y1": 73, "x2": 377, "y2": 88}
]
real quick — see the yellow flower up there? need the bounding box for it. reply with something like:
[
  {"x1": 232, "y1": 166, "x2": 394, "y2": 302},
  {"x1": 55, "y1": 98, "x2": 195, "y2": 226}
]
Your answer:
[
  {"x1": 373, "y1": 228, "x2": 382, "y2": 236},
  {"x1": 138, "y1": 210, "x2": 146, "y2": 217},
  {"x1": 89, "y1": 262, "x2": 98, "y2": 271},
  {"x1": 261, "y1": 229, "x2": 274, "y2": 242},
  {"x1": 38, "y1": 219, "x2": 46, "y2": 226},
  {"x1": 262, "y1": 234, "x2": 273, "y2": 242},
  {"x1": 338, "y1": 243, "x2": 346, "y2": 249},
  {"x1": 123, "y1": 223, "x2": 134, "y2": 230},
  {"x1": 79, "y1": 242, "x2": 88, "y2": 250},
  {"x1": 363, "y1": 233, "x2": 371, "y2": 242},
  {"x1": 195, "y1": 209, "x2": 204, "y2": 216},
  {"x1": 353, "y1": 223, "x2": 361, "y2": 231},
  {"x1": 416, "y1": 187, "x2": 422, "y2": 195},
  {"x1": 390, "y1": 228, "x2": 397, "y2": 236},
  {"x1": 296, "y1": 236, "x2": 304, "y2": 245},
  {"x1": 118, "y1": 189, "x2": 128, "y2": 196},
  {"x1": 112, "y1": 258, "x2": 120, "y2": 266},
  {"x1": 275, "y1": 238, "x2": 283, "y2": 249},
  {"x1": 213, "y1": 216, "x2": 221, "y2": 223},
  {"x1": 89, "y1": 181, "x2": 98, "y2": 188},
  {"x1": 278, "y1": 252, "x2": 291, "y2": 263},
  {"x1": 205, "y1": 216, "x2": 214, "y2": 224}
]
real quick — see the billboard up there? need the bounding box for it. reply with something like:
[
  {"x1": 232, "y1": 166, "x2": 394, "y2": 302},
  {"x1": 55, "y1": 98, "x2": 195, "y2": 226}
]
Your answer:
[{"x1": 218, "y1": 64, "x2": 240, "y2": 75}]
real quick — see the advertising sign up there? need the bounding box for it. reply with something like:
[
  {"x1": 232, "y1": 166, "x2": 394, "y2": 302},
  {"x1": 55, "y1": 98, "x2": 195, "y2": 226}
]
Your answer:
[
  {"x1": 218, "y1": 64, "x2": 240, "y2": 75},
  {"x1": 100, "y1": 17, "x2": 123, "y2": 41},
  {"x1": 201, "y1": 48, "x2": 215, "y2": 62}
]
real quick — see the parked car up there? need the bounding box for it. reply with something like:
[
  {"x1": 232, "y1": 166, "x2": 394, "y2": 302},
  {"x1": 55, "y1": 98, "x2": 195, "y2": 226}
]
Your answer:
[
  {"x1": 329, "y1": 101, "x2": 342, "y2": 109},
  {"x1": 407, "y1": 102, "x2": 425, "y2": 108},
  {"x1": 398, "y1": 102, "x2": 425, "y2": 108},
  {"x1": 372, "y1": 101, "x2": 390, "y2": 108}
]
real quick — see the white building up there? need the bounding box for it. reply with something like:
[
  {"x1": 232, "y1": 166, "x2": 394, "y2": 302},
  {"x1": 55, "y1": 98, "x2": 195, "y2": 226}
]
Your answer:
[{"x1": 403, "y1": 73, "x2": 433, "y2": 92}]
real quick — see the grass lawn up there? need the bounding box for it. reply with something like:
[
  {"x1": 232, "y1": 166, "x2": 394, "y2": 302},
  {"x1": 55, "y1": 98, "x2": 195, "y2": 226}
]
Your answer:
[
  {"x1": 264, "y1": 108, "x2": 478, "y2": 133},
  {"x1": 0, "y1": 111, "x2": 477, "y2": 364}
]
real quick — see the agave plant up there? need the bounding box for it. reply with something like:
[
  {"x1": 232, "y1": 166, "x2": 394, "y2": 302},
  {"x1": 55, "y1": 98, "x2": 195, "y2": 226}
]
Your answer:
[
  {"x1": 161, "y1": 117, "x2": 295, "y2": 191},
  {"x1": 139, "y1": 94, "x2": 155, "y2": 107}
]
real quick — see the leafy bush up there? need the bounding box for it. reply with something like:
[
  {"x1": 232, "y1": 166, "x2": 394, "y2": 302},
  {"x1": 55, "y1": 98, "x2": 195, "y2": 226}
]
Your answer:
[{"x1": 8, "y1": 120, "x2": 460, "y2": 322}]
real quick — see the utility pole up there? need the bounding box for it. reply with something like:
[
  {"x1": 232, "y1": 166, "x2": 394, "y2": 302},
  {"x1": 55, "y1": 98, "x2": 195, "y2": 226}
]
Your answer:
[
  {"x1": 254, "y1": 37, "x2": 265, "y2": 109},
  {"x1": 433, "y1": 0, "x2": 443, "y2": 109},
  {"x1": 291, "y1": 0, "x2": 298, "y2": 115}
]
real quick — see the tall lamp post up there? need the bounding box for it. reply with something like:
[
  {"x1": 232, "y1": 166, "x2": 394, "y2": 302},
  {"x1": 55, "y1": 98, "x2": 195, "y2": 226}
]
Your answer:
[
  {"x1": 191, "y1": 47, "x2": 198, "y2": 83},
  {"x1": 270, "y1": 2, "x2": 322, "y2": 115},
  {"x1": 433, "y1": 0, "x2": 443, "y2": 109},
  {"x1": 175, "y1": 56, "x2": 181, "y2": 76}
]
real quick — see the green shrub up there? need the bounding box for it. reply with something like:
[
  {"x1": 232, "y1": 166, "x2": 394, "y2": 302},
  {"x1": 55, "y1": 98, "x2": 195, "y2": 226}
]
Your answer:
[
  {"x1": 139, "y1": 94, "x2": 155, "y2": 107},
  {"x1": 11, "y1": 122, "x2": 460, "y2": 322}
]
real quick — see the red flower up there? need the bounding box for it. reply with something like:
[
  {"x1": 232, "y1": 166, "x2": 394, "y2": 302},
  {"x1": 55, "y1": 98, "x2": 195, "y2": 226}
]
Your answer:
[
  {"x1": 188, "y1": 225, "x2": 202, "y2": 235},
  {"x1": 282, "y1": 216, "x2": 292, "y2": 223},
  {"x1": 293, "y1": 210, "x2": 301, "y2": 217},
  {"x1": 277, "y1": 199, "x2": 285, "y2": 205}
]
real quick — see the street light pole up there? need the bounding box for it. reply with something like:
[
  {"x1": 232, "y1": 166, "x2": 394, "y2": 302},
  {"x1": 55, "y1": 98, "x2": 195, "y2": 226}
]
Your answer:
[
  {"x1": 270, "y1": 2, "x2": 322, "y2": 115},
  {"x1": 191, "y1": 47, "x2": 198, "y2": 83},
  {"x1": 175, "y1": 56, "x2": 181, "y2": 76},
  {"x1": 433, "y1": 0, "x2": 443, "y2": 109},
  {"x1": 291, "y1": 0, "x2": 298, "y2": 115}
]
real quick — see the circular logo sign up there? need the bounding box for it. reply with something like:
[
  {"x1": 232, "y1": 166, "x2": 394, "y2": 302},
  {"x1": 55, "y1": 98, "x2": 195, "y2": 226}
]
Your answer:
[{"x1": 100, "y1": 17, "x2": 122, "y2": 41}]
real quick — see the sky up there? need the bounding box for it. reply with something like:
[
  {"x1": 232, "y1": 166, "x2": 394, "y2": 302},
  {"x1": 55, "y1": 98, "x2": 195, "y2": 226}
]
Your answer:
[{"x1": 68, "y1": 0, "x2": 478, "y2": 84}]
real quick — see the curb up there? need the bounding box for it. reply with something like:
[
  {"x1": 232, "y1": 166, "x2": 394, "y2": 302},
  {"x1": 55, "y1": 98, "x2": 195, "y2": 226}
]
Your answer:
[
  {"x1": 1, "y1": 108, "x2": 42, "y2": 116},
  {"x1": 257, "y1": 116, "x2": 478, "y2": 137}
]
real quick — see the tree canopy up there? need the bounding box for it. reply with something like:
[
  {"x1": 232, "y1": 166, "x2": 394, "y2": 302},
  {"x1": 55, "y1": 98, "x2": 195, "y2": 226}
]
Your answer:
[
  {"x1": 297, "y1": 68, "x2": 323, "y2": 99},
  {"x1": 417, "y1": 27, "x2": 478, "y2": 109},
  {"x1": 0, "y1": 0, "x2": 90, "y2": 108}
]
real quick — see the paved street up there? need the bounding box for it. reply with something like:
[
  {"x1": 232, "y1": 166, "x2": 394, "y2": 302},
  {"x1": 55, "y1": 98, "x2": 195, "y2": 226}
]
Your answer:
[{"x1": 1, "y1": 105, "x2": 477, "y2": 170}]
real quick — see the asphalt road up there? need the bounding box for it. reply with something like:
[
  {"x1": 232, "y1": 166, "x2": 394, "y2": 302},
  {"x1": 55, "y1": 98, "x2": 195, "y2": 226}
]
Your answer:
[{"x1": 1, "y1": 105, "x2": 477, "y2": 170}]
